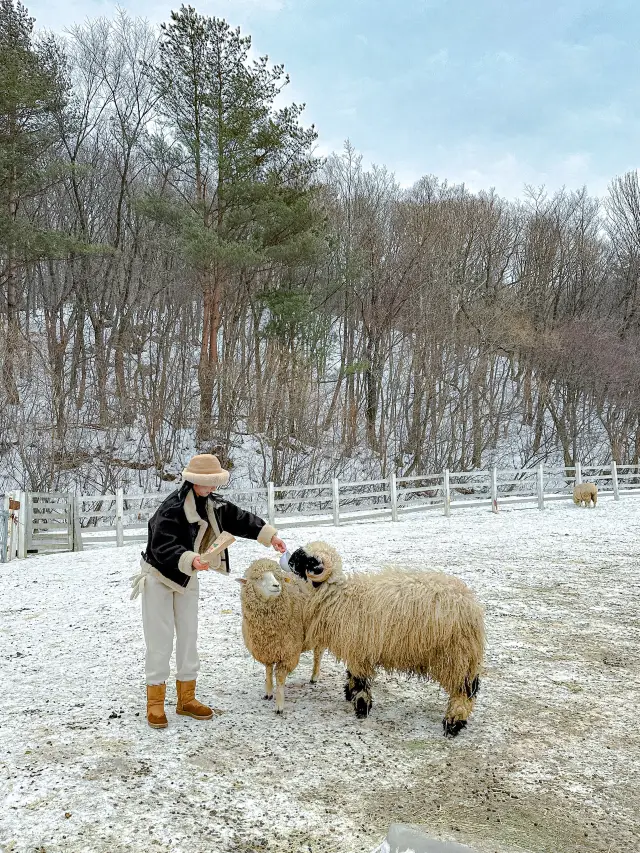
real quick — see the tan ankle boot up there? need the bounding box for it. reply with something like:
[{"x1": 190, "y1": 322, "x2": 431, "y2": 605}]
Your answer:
[
  {"x1": 176, "y1": 679, "x2": 214, "y2": 720},
  {"x1": 146, "y1": 683, "x2": 168, "y2": 729}
]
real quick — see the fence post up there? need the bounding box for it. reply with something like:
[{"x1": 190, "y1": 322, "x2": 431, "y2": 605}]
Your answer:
[
  {"x1": 611, "y1": 460, "x2": 620, "y2": 501},
  {"x1": 7, "y1": 492, "x2": 17, "y2": 561},
  {"x1": 116, "y1": 488, "x2": 124, "y2": 547},
  {"x1": 389, "y1": 473, "x2": 398, "y2": 522},
  {"x1": 67, "y1": 494, "x2": 75, "y2": 552},
  {"x1": 575, "y1": 461, "x2": 582, "y2": 485},
  {"x1": 73, "y1": 496, "x2": 84, "y2": 552},
  {"x1": 332, "y1": 478, "x2": 340, "y2": 526},
  {"x1": 1, "y1": 493, "x2": 8, "y2": 564},
  {"x1": 8, "y1": 508, "x2": 14, "y2": 561},
  {"x1": 490, "y1": 467, "x2": 498, "y2": 514},
  {"x1": 443, "y1": 470, "x2": 451, "y2": 517},
  {"x1": 537, "y1": 463, "x2": 545, "y2": 510},
  {"x1": 267, "y1": 482, "x2": 276, "y2": 527},
  {"x1": 18, "y1": 490, "x2": 27, "y2": 559}
]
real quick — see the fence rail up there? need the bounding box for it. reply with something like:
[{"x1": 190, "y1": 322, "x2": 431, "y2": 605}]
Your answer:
[{"x1": 3, "y1": 460, "x2": 640, "y2": 559}]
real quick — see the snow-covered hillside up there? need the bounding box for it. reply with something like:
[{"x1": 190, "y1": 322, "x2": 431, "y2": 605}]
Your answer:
[{"x1": 1, "y1": 500, "x2": 639, "y2": 853}]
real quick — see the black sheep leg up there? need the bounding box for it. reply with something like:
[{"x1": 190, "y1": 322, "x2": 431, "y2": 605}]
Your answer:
[
  {"x1": 346, "y1": 673, "x2": 373, "y2": 718},
  {"x1": 442, "y1": 676, "x2": 481, "y2": 738},
  {"x1": 344, "y1": 670, "x2": 356, "y2": 701}
]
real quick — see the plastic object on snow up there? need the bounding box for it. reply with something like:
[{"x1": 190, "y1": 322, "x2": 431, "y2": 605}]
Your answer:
[{"x1": 371, "y1": 824, "x2": 477, "y2": 853}]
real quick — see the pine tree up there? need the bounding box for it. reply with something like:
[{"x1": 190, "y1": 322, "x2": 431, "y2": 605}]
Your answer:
[
  {"x1": 144, "y1": 4, "x2": 323, "y2": 443},
  {"x1": 0, "y1": 0, "x2": 67, "y2": 404}
]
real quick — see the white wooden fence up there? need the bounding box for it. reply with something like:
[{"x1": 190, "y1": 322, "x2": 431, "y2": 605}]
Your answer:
[
  {"x1": 3, "y1": 461, "x2": 640, "y2": 559},
  {"x1": 0, "y1": 508, "x2": 8, "y2": 563}
]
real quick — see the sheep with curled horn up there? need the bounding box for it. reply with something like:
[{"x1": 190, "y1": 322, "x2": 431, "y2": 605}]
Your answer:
[
  {"x1": 237, "y1": 558, "x2": 323, "y2": 714},
  {"x1": 573, "y1": 482, "x2": 598, "y2": 507},
  {"x1": 287, "y1": 542, "x2": 485, "y2": 738}
]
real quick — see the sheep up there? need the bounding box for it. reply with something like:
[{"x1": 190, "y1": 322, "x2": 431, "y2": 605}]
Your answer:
[
  {"x1": 237, "y1": 558, "x2": 323, "y2": 714},
  {"x1": 287, "y1": 542, "x2": 485, "y2": 738},
  {"x1": 573, "y1": 482, "x2": 598, "y2": 507}
]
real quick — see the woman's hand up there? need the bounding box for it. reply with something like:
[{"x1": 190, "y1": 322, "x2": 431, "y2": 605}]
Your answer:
[
  {"x1": 271, "y1": 535, "x2": 286, "y2": 554},
  {"x1": 192, "y1": 555, "x2": 210, "y2": 571}
]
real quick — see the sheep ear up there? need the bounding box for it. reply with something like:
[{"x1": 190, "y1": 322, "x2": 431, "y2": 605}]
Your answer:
[{"x1": 235, "y1": 578, "x2": 247, "y2": 585}]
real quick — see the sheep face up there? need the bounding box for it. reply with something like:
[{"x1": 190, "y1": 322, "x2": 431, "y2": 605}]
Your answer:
[
  {"x1": 239, "y1": 558, "x2": 287, "y2": 599},
  {"x1": 288, "y1": 547, "x2": 323, "y2": 581},
  {"x1": 256, "y1": 571, "x2": 283, "y2": 599},
  {"x1": 287, "y1": 541, "x2": 342, "y2": 584}
]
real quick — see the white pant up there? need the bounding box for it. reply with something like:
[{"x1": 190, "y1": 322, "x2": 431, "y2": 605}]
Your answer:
[{"x1": 141, "y1": 573, "x2": 200, "y2": 685}]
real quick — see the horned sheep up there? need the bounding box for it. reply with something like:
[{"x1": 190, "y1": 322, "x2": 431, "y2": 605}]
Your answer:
[
  {"x1": 573, "y1": 482, "x2": 597, "y2": 507},
  {"x1": 237, "y1": 558, "x2": 323, "y2": 714},
  {"x1": 288, "y1": 541, "x2": 485, "y2": 737}
]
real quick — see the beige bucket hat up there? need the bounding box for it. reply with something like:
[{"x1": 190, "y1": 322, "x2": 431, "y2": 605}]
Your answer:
[{"x1": 181, "y1": 454, "x2": 230, "y2": 488}]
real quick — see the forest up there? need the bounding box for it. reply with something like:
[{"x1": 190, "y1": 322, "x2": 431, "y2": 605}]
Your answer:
[{"x1": 2, "y1": 2, "x2": 640, "y2": 493}]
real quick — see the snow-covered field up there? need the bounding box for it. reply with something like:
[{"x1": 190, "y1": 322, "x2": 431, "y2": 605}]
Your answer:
[{"x1": 1, "y1": 499, "x2": 639, "y2": 853}]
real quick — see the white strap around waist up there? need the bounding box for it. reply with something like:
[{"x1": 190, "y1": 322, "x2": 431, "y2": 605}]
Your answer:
[{"x1": 129, "y1": 558, "x2": 152, "y2": 600}]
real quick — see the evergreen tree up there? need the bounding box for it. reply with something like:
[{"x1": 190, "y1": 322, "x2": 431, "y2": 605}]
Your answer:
[
  {"x1": 0, "y1": 0, "x2": 67, "y2": 403},
  {"x1": 144, "y1": 4, "x2": 323, "y2": 442}
]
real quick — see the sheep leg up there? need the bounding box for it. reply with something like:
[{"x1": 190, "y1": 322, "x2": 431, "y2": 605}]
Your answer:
[
  {"x1": 344, "y1": 669, "x2": 373, "y2": 719},
  {"x1": 443, "y1": 692, "x2": 472, "y2": 737},
  {"x1": 264, "y1": 664, "x2": 274, "y2": 700},
  {"x1": 275, "y1": 664, "x2": 288, "y2": 715},
  {"x1": 310, "y1": 647, "x2": 323, "y2": 684},
  {"x1": 344, "y1": 670, "x2": 356, "y2": 701},
  {"x1": 442, "y1": 676, "x2": 480, "y2": 738},
  {"x1": 466, "y1": 674, "x2": 481, "y2": 698},
  {"x1": 344, "y1": 670, "x2": 374, "y2": 716},
  {"x1": 353, "y1": 676, "x2": 373, "y2": 719}
]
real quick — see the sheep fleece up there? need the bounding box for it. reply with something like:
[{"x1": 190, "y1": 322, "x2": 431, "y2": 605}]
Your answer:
[
  {"x1": 304, "y1": 566, "x2": 485, "y2": 695},
  {"x1": 240, "y1": 562, "x2": 307, "y2": 674},
  {"x1": 573, "y1": 483, "x2": 598, "y2": 505}
]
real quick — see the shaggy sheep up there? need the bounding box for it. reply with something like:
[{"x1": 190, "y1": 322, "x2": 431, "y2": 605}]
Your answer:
[
  {"x1": 287, "y1": 542, "x2": 485, "y2": 738},
  {"x1": 237, "y1": 558, "x2": 323, "y2": 714},
  {"x1": 573, "y1": 482, "x2": 598, "y2": 507}
]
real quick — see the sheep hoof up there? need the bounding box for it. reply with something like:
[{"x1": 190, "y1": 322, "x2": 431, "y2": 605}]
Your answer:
[
  {"x1": 309, "y1": 677, "x2": 318, "y2": 685},
  {"x1": 443, "y1": 718, "x2": 467, "y2": 738},
  {"x1": 275, "y1": 708, "x2": 284, "y2": 716},
  {"x1": 263, "y1": 693, "x2": 273, "y2": 700}
]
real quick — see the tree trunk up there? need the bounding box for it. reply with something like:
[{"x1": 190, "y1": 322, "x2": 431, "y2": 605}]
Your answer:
[
  {"x1": 4, "y1": 168, "x2": 20, "y2": 405},
  {"x1": 197, "y1": 274, "x2": 223, "y2": 445},
  {"x1": 92, "y1": 318, "x2": 110, "y2": 426},
  {"x1": 471, "y1": 363, "x2": 483, "y2": 469},
  {"x1": 364, "y1": 334, "x2": 379, "y2": 450},
  {"x1": 4, "y1": 264, "x2": 21, "y2": 405}
]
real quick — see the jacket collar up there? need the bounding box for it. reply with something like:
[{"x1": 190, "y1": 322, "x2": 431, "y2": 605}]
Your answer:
[
  {"x1": 183, "y1": 488, "x2": 202, "y2": 524},
  {"x1": 183, "y1": 487, "x2": 221, "y2": 532}
]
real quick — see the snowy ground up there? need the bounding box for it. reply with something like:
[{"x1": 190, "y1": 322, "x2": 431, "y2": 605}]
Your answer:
[{"x1": 1, "y1": 498, "x2": 639, "y2": 853}]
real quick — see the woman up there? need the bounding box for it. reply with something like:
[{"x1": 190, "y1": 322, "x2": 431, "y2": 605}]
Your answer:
[{"x1": 132, "y1": 454, "x2": 286, "y2": 728}]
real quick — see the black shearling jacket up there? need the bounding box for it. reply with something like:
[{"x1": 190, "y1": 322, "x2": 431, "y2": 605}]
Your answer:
[{"x1": 142, "y1": 483, "x2": 276, "y2": 590}]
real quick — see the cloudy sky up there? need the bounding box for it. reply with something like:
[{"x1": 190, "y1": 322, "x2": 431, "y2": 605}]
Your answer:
[{"x1": 25, "y1": 0, "x2": 640, "y2": 198}]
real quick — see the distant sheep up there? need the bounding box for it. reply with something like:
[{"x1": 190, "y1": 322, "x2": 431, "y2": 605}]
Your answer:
[
  {"x1": 573, "y1": 482, "x2": 598, "y2": 507},
  {"x1": 288, "y1": 542, "x2": 485, "y2": 738},
  {"x1": 237, "y1": 558, "x2": 323, "y2": 714}
]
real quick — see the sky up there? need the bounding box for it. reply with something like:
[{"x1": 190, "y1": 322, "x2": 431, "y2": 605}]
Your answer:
[{"x1": 24, "y1": 0, "x2": 640, "y2": 199}]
